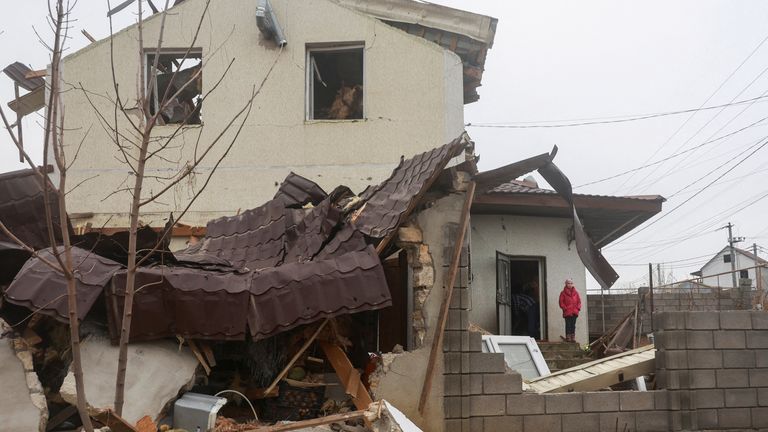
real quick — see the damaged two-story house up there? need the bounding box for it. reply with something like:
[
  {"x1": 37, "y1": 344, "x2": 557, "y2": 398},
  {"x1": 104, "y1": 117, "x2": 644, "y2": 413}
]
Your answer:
[{"x1": 52, "y1": 0, "x2": 496, "y2": 230}]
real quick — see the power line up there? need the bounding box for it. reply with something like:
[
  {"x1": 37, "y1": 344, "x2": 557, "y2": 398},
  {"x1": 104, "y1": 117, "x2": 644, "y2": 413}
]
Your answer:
[
  {"x1": 609, "y1": 136, "x2": 768, "y2": 247},
  {"x1": 573, "y1": 115, "x2": 768, "y2": 188},
  {"x1": 464, "y1": 95, "x2": 768, "y2": 129}
]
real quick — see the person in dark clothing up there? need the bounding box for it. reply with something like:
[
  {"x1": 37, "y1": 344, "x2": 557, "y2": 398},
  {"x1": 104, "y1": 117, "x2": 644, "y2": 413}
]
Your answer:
[{"x1": 524, "y1": 280, "x2": 541, "y2": 340}]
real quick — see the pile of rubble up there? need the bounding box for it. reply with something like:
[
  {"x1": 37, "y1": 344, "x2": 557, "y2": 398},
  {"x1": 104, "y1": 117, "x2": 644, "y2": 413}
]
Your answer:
[{"x1": 0, "y1": 138, "x2": 470, "y2": 431}]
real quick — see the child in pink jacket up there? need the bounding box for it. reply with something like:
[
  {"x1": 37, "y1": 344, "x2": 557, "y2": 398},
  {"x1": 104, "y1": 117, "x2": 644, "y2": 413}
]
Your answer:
[{"x1": 558, "y1": 279, "x2": 581, "y2": 343}]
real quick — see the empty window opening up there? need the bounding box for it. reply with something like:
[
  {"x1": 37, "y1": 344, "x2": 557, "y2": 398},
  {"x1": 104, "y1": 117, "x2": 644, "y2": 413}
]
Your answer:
[
  {"x1": 496, "y1": 253, "x2": 546, "y2": 341},
  {"x1": 146, "y1": 50, "x2": 203, "y2": 125},
  {"x1": 723, "y1": 253, "x2": 732, "y2": 263},
  {"x1": 307, "y1": 45, "x2": 363, "y2": 120},
  {"x1": 740, "y1": 270, "x2": 749, "y2": 279}
]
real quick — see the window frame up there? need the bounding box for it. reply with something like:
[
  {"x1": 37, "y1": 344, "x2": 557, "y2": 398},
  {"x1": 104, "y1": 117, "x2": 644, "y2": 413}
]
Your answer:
[
  {"x1": 723, "y1": 254, "x2": 732, "y2": 263},
  {"x1": 305, "y1": 43, "x2": 365, "y2": 121},
  {"x1": 144, "y1": 48, "x2": 203, "y2": 125},
  {"x1": 481, "y1": 335, "x2": 551, "y2": 379}
]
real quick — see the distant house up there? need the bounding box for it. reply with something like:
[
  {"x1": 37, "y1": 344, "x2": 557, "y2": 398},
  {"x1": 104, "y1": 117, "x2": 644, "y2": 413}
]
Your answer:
[
  {"x1": 691, "y1": 246, "x2": 768, "y2": 289},
  {"x1": 470, "y1": 177, "x2": 665, "y2": 344}
]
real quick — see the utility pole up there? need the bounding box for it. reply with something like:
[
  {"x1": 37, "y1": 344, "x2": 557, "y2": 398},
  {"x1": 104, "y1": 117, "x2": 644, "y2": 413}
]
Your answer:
[
  {"x1": 755, "y1": 243, "x2": 763, "y2": 308},
  {"x1": 657, "y1": 263, "x2": 663, "y2": 287},
  {"x1": 722, "y1": 223, "x2": 745, "y2": 289},
  {"x1": 649, "y1": 263, "x2": 654, "y2": 332}
]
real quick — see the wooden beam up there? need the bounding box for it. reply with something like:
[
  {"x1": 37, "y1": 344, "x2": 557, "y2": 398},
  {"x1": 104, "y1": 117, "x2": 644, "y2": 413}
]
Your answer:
[
  {"x1": 46, "y1": 405, "x2": 79, "y2": 431},
  {"x1": 264, "y1": 319, "x2": 328, "y2": 396},
  {"x1": 81, "y1": 29, "x2": 97, "y2": 43},
  {"x1": 187, "y1": 339, "x2": 211, "y2": 375},
  {"x1": 8, "y1": 85, "x2": 44, "y2": 117},
  {"x1": 417, "y1": 181, "x2": 476, "y2": 414},
  {"x1": 92, "y1": 410, "x2": 138, "y2": 432},
  {"x1": 248, "y1": 409, "x2": 370, "y2": 431},
  {"x1": 24, "y1": 69, "x2": 46, "y2": 79},
  {"x1": 320, "y1": 342, "x2": 373, "y2": 411}
]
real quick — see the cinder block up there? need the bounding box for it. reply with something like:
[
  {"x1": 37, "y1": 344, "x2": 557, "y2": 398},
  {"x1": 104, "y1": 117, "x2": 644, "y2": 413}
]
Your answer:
[
  {"x1": 685, "y1": 311, "x2": 719, "y2": 329},
  {"x1": 444, "y1": 418, "x2": 462, "y2": 432},
  {"x1": 447, "y1": 310, "x2": 469, "y2": 331},
  {"x1": 750, "y1": 368, "x2": 768, "y2": 387},
  {"x1": 718, "y1": 407, "x2": 751, "y2": 428},
  {"x1": 461, "y1": 352, "x2": 470, "y2": 374},
  {"x1": 545, "y1": 393, "x2": 583, "y2": 414},
  {"x1": 445, "y1": 374, "x2": 462, "y2": 396},
  {"x1": 583, "y1": 391, "x2": 619, "y2": 412},
  {"x1": 461, "y1": 374, "x2": 471, "y2": 396},
  {"x1": 747, "y1": 330, "x2": 768, "y2": 348},
  {"x1": 724, "y1": 388, "x2": 757, "y2": 407},
  {"x1": 445, "y1": 353, "x2": 461, "y2": 374},
  {"x1": 752, "y1": 407, "x2": 768, "y2": 428},
  {"x1": 444, "y1": 330, "x2": 462, "y2": 352},
  {"x1": 635, "y1": 410, "x2": 669, "y2": 431},
  {"x1": 469, "y1": 395, "x2": 505, "y2": 417},
  {"x1": 696, "y1": 409, "x2": 718, "y2": 429},
  {"x1": 458, "y1": 330, "x2": 471, "y2": 353},
  {"x1": 689, "y1": 370, "x2": 716, "y2": 389},
  {"x1": 469, "y1": 417, "x2": 483, "y2": 432},
  {"x1": 723, "y1": 349, "x2": 756, "y2": 368},
  {"x1": 686, "y1": 330, "x2": 713, "y2": 349},
  {"x1": 720, "y1": 310, "x2": 753, "y2": 329},
  {"x1": 599, "y1": 412, "x2": 636, "y2": 432},
  {"x1": 483, "y1": 415, "x2": 522, "y2": 432},
  {"x1": 524, "y1": 415, "x2": 561, "y2": 432},
  {"x1": 687, "y1": 350, "x2": 722, "y2": 369},
  {"x1": 470, "y1": 374, "x2": 483, "y2": 395},
  {"x1": 716, "y1": 368, "x2": 749, "y2": 388},
  {"x1": 653, "y1": 391, "x2": 668, "y2": 410},
  {"x1": 483, "y1": 373, "x2": 522, "y2": 395},
  {"x1": 506, "y1": 394, "x2": 544, "y2": 415},
  {"x1": 662, "y1": 350, "x2": 689, "y2": 369},
  {"x1": 693, "y1": 389, "x2": 724, "y2": 409},
  {"x1": 752, "y1": 311, "x2": 768, "y2": 329},
  {"x1": 468, "y1": 331, "x2": 483, "y2": 352},
  {"x1": 619, "y1": 391, "x2": 654, "y2": 411},
  {"x1": 713, "y1": 330, "x2": 746, "y2": 349},
  {"x1": 561, "y1": 413, "x2": 599, "y2": 432},
  {"x1": 655, "y1": 312, "x2": 684, "y2": 331},
  {"x1": 656, "y1": 330, "x2": 685, "y2": 349},
  {"x1": 444, "y1": 396, "x2": 462, "y2": 419},
  {"x1": 469, "y1": 352, "x2": 506, "y2": 374}
]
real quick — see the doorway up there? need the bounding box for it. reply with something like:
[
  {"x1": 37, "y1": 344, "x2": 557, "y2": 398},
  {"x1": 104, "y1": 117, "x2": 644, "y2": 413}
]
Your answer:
[{"x1": 496, "y1": 253, "x2": 546, "y2": 340}]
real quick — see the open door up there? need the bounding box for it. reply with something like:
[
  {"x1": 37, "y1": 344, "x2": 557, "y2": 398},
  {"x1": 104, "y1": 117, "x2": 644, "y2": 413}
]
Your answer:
[{"x1": 496, "y1": 252, "x2": 546, "y2": 340}]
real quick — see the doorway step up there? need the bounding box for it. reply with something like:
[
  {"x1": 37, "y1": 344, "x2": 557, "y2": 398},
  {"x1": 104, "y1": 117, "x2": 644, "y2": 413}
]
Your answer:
[{"x1": 537, "y1": 341, "x2": 593, "y2": 372}]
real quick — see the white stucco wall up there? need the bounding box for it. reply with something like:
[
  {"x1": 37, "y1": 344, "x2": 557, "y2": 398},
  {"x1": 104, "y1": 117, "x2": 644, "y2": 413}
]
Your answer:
[
  {"x1": 469, "y1": 214, "x2": 588, "y2": 344},
  {"x1": 57, "y1": 0, "x2": 465, "y2": 228},
  {"x1": 700, "y1": 249, "x2": 768, "y2": 289}
]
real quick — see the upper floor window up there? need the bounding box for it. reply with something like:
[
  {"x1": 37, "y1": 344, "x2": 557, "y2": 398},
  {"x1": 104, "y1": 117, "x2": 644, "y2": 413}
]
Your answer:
[
  {"x1": 723, "y1": 254, "x2": 732, "y2": 263},
  {"x1": 306, "y1": 45, "x2": 364, "y2": 120},
  {"x1": 146, "y1": 50, "x2": 203, "y2": 125}
]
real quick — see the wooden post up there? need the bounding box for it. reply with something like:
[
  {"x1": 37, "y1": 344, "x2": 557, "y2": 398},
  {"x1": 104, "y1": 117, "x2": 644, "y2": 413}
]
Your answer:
[
  {"x1": 648, "y1": 263, "x2": 654, "y2": 332},
  {"x1": 264, "y1": 319, "x2": 328, "y2": 396},
  {"x1": 417, "y1": 181, "x2": 476, "y2": 414},
  {"x1": 14, "y1": 83, "x2": 23, "y2": 162}
]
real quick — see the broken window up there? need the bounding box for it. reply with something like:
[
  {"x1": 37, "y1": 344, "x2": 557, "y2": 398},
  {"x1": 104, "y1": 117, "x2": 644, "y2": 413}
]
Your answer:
[
  {"x1": 481, "y1": 335, "x2": 550, "y2": 380},
  {"x1": 740, "y1": 269, "x2": 749, "y2": 279},
  {"x1": 723, "y1": 254, "x2": 732, "y2": 263},
  {"x1": 146, "y1": 50, "x2": 203, "y2": 125},
  {"x1": 306, "y1": 45, "x2": 364, "y2": 120}
]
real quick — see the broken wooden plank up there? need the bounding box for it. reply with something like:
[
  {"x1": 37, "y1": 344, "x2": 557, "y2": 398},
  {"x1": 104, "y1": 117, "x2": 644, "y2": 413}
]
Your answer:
[
  {"x1": 187, "y1": 339, "x2": 211, "y2": 375},
  {"x1": 264, "y1": 319, "x2": 329, "y2": 396},
  {"x1": 7, "y1": 86, "x2": 44, "y2": 117},
  {"x1": 92, "y1": 409, "x2": 138, "y2": 432},
  {"x1": 320, "y1": 341, "x2": 373, "y2": 411},
  {"x1": 417, "y1": 181, "x2": 475, "y2": 414},
  {"x1": 81, "y1": 29, "x2": 96, "y2": 43},
  {"x1": 46, "y1": 405, "x2": 78, "y2": 431},
  {"x1": 248, "y1": 409, "x2": 369, "y2": 431},
  {"x1": 24, "y1": 69, "x2": 46, "y2": 79},
  {"x1": 199, "y1": 341, "x2": 216, "y2": 367}
]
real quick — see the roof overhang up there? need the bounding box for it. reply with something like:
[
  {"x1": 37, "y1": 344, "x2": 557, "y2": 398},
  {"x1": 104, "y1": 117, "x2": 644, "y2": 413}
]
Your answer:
[
  {"x1": 472, "y1": 192, "x2": 665, "y2": 247},
  {"x1": 333, "y1": 0, "x2": 497, "y2": 104}
]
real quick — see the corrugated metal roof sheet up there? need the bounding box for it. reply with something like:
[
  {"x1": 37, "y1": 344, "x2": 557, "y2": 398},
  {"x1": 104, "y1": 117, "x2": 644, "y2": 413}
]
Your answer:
[
  {"x1": 273, "y1": 172, "x2": 328, "y2": 208},
  {"x1": 2, "y1": 62, "x2": 45, "y2": 92},
  {"x1": 490, "y1": 179, "x2": 664, "y2": 202},
  {"x1": 0, "y1": 168, "x2": 70, "y2": 251},
  {"x1": 354, "y1": 138, "x2": 466, "y2": 240},
  {"x1": 5, "y1": 246, "x2": 122, "y2": 323}
]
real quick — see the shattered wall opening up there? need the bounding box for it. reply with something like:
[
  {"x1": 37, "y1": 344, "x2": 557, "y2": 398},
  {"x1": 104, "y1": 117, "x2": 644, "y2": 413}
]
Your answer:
[
  {"x1": 146, "y1": 50, "x2": 203, "y2": 125},
  {"x1": 307, "y1": 45, "x2": 364, "y2": 120}
]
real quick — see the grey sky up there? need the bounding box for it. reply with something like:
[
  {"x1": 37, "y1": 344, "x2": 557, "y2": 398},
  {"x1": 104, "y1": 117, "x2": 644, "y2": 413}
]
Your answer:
[{"x1": 2, "y1": 1, "x2": 767, "y2": 290}]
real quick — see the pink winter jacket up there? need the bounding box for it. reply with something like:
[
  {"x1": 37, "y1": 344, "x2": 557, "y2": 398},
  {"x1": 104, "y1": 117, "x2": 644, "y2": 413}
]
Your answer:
[{"x1": 559, "y1": 286, "x2": 581, "y2": 318}]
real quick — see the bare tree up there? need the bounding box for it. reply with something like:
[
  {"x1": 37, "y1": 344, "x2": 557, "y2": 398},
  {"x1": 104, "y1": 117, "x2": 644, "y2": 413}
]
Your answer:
[
  {"x1": 0, "y1": 1, "x2": 96, "y2": 430},
  {"x1": 76, "y1": 0, "x2": 284, "y2": 415}
]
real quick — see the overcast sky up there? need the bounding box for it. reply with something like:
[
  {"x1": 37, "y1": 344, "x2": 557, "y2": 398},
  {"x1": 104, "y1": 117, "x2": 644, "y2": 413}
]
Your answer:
[{"x1": 2, "y1": 1, "x2": 768, "y2": 290}]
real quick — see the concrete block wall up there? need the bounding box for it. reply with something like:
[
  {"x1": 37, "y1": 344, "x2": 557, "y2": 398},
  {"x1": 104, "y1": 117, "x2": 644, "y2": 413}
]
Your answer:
[
  {"x1": 588, "y1": 290, "x2": 753, "y2": 336},
  {"x1": 655, "y1": 310, "x2": 768, "y2": 430}
]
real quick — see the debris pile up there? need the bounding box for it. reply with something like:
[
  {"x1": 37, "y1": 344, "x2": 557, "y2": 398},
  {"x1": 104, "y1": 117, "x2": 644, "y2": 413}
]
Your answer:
[{"x1": 0, "y1": 138, "x2": 468, "y2": 431}]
